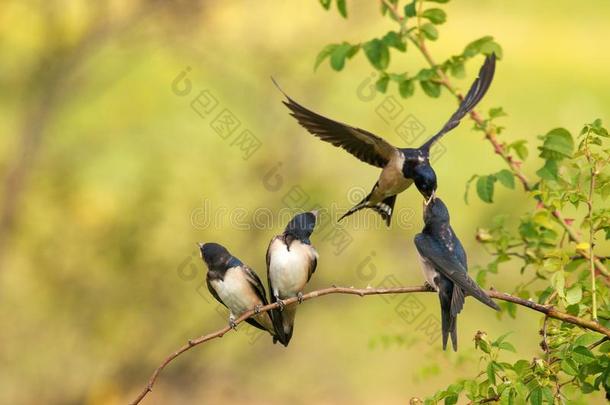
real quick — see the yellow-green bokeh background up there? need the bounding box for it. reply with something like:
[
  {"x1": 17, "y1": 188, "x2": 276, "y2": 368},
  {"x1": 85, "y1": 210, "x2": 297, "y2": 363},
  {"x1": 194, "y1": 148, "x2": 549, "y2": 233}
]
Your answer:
[{"x1": 1, "y1": 1, "x2": 609, "y2": 404}]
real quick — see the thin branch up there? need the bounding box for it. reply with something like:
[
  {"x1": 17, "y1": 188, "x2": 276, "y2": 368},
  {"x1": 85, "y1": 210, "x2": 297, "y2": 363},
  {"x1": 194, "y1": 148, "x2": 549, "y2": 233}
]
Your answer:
[{"x1": 129, "y1": 284, "x2": 610, "y2": 405}]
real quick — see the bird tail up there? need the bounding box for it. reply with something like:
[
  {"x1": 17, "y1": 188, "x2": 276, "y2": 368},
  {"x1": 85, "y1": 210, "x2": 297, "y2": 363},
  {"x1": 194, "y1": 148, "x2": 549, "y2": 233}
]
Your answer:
[
  {"x1": 439, "y1": 277, "x2": 461, "y2": 351},
  {"x1": 271, "y1": 304, "x2": 296, "y2": 346},
  {"x1": 338, "y1": 185, "x2": 396, "y2": 227},
  {"x1": 270, "y1": 307, "x2": 289, "y2": 346},
  {"x1": 440, "y1": 301, "x2": 458, "y2": 352}
]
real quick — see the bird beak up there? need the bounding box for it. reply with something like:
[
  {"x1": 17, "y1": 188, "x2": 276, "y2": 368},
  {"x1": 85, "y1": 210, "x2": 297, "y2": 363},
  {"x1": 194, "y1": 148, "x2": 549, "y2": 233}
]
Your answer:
[
  {"x1": 197, "y1": 242, "x2": 204, "y2": 249},
  {"x1": 424, "y1": 191, "x2": 435, "y2": 206}
]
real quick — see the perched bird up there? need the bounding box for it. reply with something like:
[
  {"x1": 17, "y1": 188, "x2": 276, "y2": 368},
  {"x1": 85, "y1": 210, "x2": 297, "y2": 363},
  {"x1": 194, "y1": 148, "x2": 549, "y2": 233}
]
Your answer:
[
  {"x1": 199, "y1": 242, "x2": 278, "y2": 341},
  {"x1": 274, "y1": 54, "x2": 496, "y2": 226},
  {"x1": 414, "y1": 197, "x2": 500, "y2": 351},
  {"x1": 266, "y1": 211, "x2": 319, "y2": 346}
]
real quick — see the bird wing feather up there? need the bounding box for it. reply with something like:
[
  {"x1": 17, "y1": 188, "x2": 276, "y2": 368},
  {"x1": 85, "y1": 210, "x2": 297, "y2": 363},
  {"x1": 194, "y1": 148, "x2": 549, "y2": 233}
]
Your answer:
[
  {"x1": 414, "y1": 233, "x2": 499, "y2": 311},
  {"x1": 420, "y1": 54, "x2": 496, "y2": 151},
  {"x1": 273, "y1": 78, "x2": 396, "y2": 168}
]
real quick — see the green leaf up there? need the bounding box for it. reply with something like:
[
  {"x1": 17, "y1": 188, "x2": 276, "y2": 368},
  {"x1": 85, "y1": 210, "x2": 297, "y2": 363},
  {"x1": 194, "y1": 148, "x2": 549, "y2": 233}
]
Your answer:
[
  {"x1": 513, "y1": 360, "x2": 531, "y2": 376},
  {"x1": 363, "y1": 39, "x2": 390, "y2": 70},
  {"x1": 476, "y1": 175, "x2": 496, "y2": 203},
  {"x1": 493, "y1": 331, "x2": 512, "y2": 345},
  {"x1": 463, "y1": 37, "x2": 503, "y2": 59},
  {"x1": 529, "y1": 387, "x2": 542, "y2": 405},
  {"x1": 404, "y1": 1, "x2": 417, "y2": 17},
  {"x1": 314, "y1": 44, "x2": 338, "y2": 71},
  {"x1": 495, "y1": 169, "x2": 515, "y2": 189},
  {"x1": 420, "y1": 23, "x2": 439, "y2": 40},
  {"x1": 498, "y1": 341, "x2": 516, "y2": 352},
  {"x1": 565, "y1": 284, "x2": 582, "y2": 305},
  {"x1": 599, "y1": 341, "x2": 610, "y2": 353},
  {"x1": 536, "y1": 159, "x2": 559, "y2": 181},
  {"x1": 550, "y1": 271, "x2": 565, "y2": 298},
  {"x1": 539, "y1": 127, "x2": 574, "y2": 160},
  {"x1": 500, "y1": 387, "x2": 515, "y2": 405},
  {"x1": 336, "y1": 0, "x2": 347, "y2": 17},
  {"x1": 420, "y1": 80, "x2": 441, "y2": 97},
  {"x1": 382, "y1": 31, "x2": 406, "y2": 52},
  {"x1": 444, "y1": 395, "x2": 458, "y2": 405},
  {"x1": 478, "y1": 339, "x2": 492, "y2": 354},
  {"x1": 330, "y1": 42, "x2": 357, "y2": 71},
  {"x1": 487, "y1": 362, "x2": 497, "y2": 385},
  {"x1": 376, "y1": 74, "x2": 390, "y2": 93},
  {"x1": 449, "y1": 61, "x2": 465, "y2": 78},
  {"x1": 399, "y1": 79, "x2": 415, "y2": 98},
  {"x1": 416, "y1": 68, "x2": 436, "y2": 81},
  {"x1": 541, "y1": 387, "x2": 554, "y2": 404},
  {"x1": 425, "y1": 0, "x2": 450, "y2": 3},
  {"x1": 572, "y1": 346, "x2": 596, "y2": 364},
  {"x1": 489, "y1": 107, "x2": 507, "y2": 119},
  {"x1": 561, "y1": 358, "x2": 579, "y2": 376},
  {"x1": 319, "y1": 0, "x2": 332, "y2": 10},
  {"x1": 574, "y1": 332, "x2": 602, "y2": 347},
  {"x1": 464, "y1": 36, "x2": 494, "y2": 57},
  {"x1": 481, "y1": 40, "x2": 504, "y2": 59},
  {"x1": 422, "y1": 8, "x2": 447, "y2": 24},
  {"x1": 509, "y1": 140, "x2": 529, "y2": 160}
]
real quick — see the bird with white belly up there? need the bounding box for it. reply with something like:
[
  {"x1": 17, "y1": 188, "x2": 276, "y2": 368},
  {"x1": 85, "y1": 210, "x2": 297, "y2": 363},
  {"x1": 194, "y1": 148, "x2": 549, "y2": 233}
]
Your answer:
[
  {"x1": 199, "y1": 242, "x2": 278, "y2": 342},
  {"x1": 266, "y1": 211, "x2": 319, "y2": 346}
]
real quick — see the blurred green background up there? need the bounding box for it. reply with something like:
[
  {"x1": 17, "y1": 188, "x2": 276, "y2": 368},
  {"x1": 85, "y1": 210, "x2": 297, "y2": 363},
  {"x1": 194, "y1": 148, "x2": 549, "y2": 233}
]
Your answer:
[{"x1": 1, "y1": 1, "x2": 609, "y2": 404}]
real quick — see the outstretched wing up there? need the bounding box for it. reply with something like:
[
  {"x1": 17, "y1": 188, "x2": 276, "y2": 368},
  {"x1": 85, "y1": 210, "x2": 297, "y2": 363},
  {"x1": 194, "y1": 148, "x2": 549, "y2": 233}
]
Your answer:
[
  {"x1": 273, "y1": 78, "x2": 396, "y2": 168},
  {"x1": 414, "y1": 233, "x2": 499, "y2": 311},
  {"x1": 420, "y1": 54, "x2": 496, "y2": 151}
]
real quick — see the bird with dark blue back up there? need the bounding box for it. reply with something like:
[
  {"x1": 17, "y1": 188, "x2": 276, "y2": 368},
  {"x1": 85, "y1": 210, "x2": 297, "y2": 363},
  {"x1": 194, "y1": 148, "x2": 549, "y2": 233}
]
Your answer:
[
  {"x1": 199, "y1": 242, "x2": 280, "y2": 343},
  {"x1": 414, "y1": 197, "x2": 500, "y2": 351},
  {"x1": 274, "y1": 54, "x2": 496, "y2": 226}
]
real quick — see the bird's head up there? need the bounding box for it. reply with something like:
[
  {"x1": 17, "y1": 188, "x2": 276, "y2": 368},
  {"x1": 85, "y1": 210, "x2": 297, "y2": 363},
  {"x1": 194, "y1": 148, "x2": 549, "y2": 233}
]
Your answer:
[
  {"x1": 198, "y1": 242, "x2": 232, "y2": 270},
  {"x1": 400, "y1": 148, "x2": 428, "y2": 174},
  {"x1": 402, "y1": 147, "x2": 427, "y2": 163},
  {"x1": 423, "y1": 196, "x2": 450, "y2": 224},
  {"x1": 283, "y1": 210, "x2": 318, "y2": 244}
]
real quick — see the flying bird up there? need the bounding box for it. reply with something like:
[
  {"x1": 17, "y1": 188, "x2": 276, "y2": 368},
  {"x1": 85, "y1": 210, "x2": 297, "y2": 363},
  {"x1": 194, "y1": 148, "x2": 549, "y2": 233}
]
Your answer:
[
  {"x1": 199, "y1": 242, "x2": 279, "y2": 341},
  {"x1": 414, "y1": 197, "x2": 500, "y2": 351},
  {"x1": 274, "y1": 54, "x2": 495, "y2": 226},
  {"x1": 266, "y1": 211, "x2": 319, "y2": 346}
]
